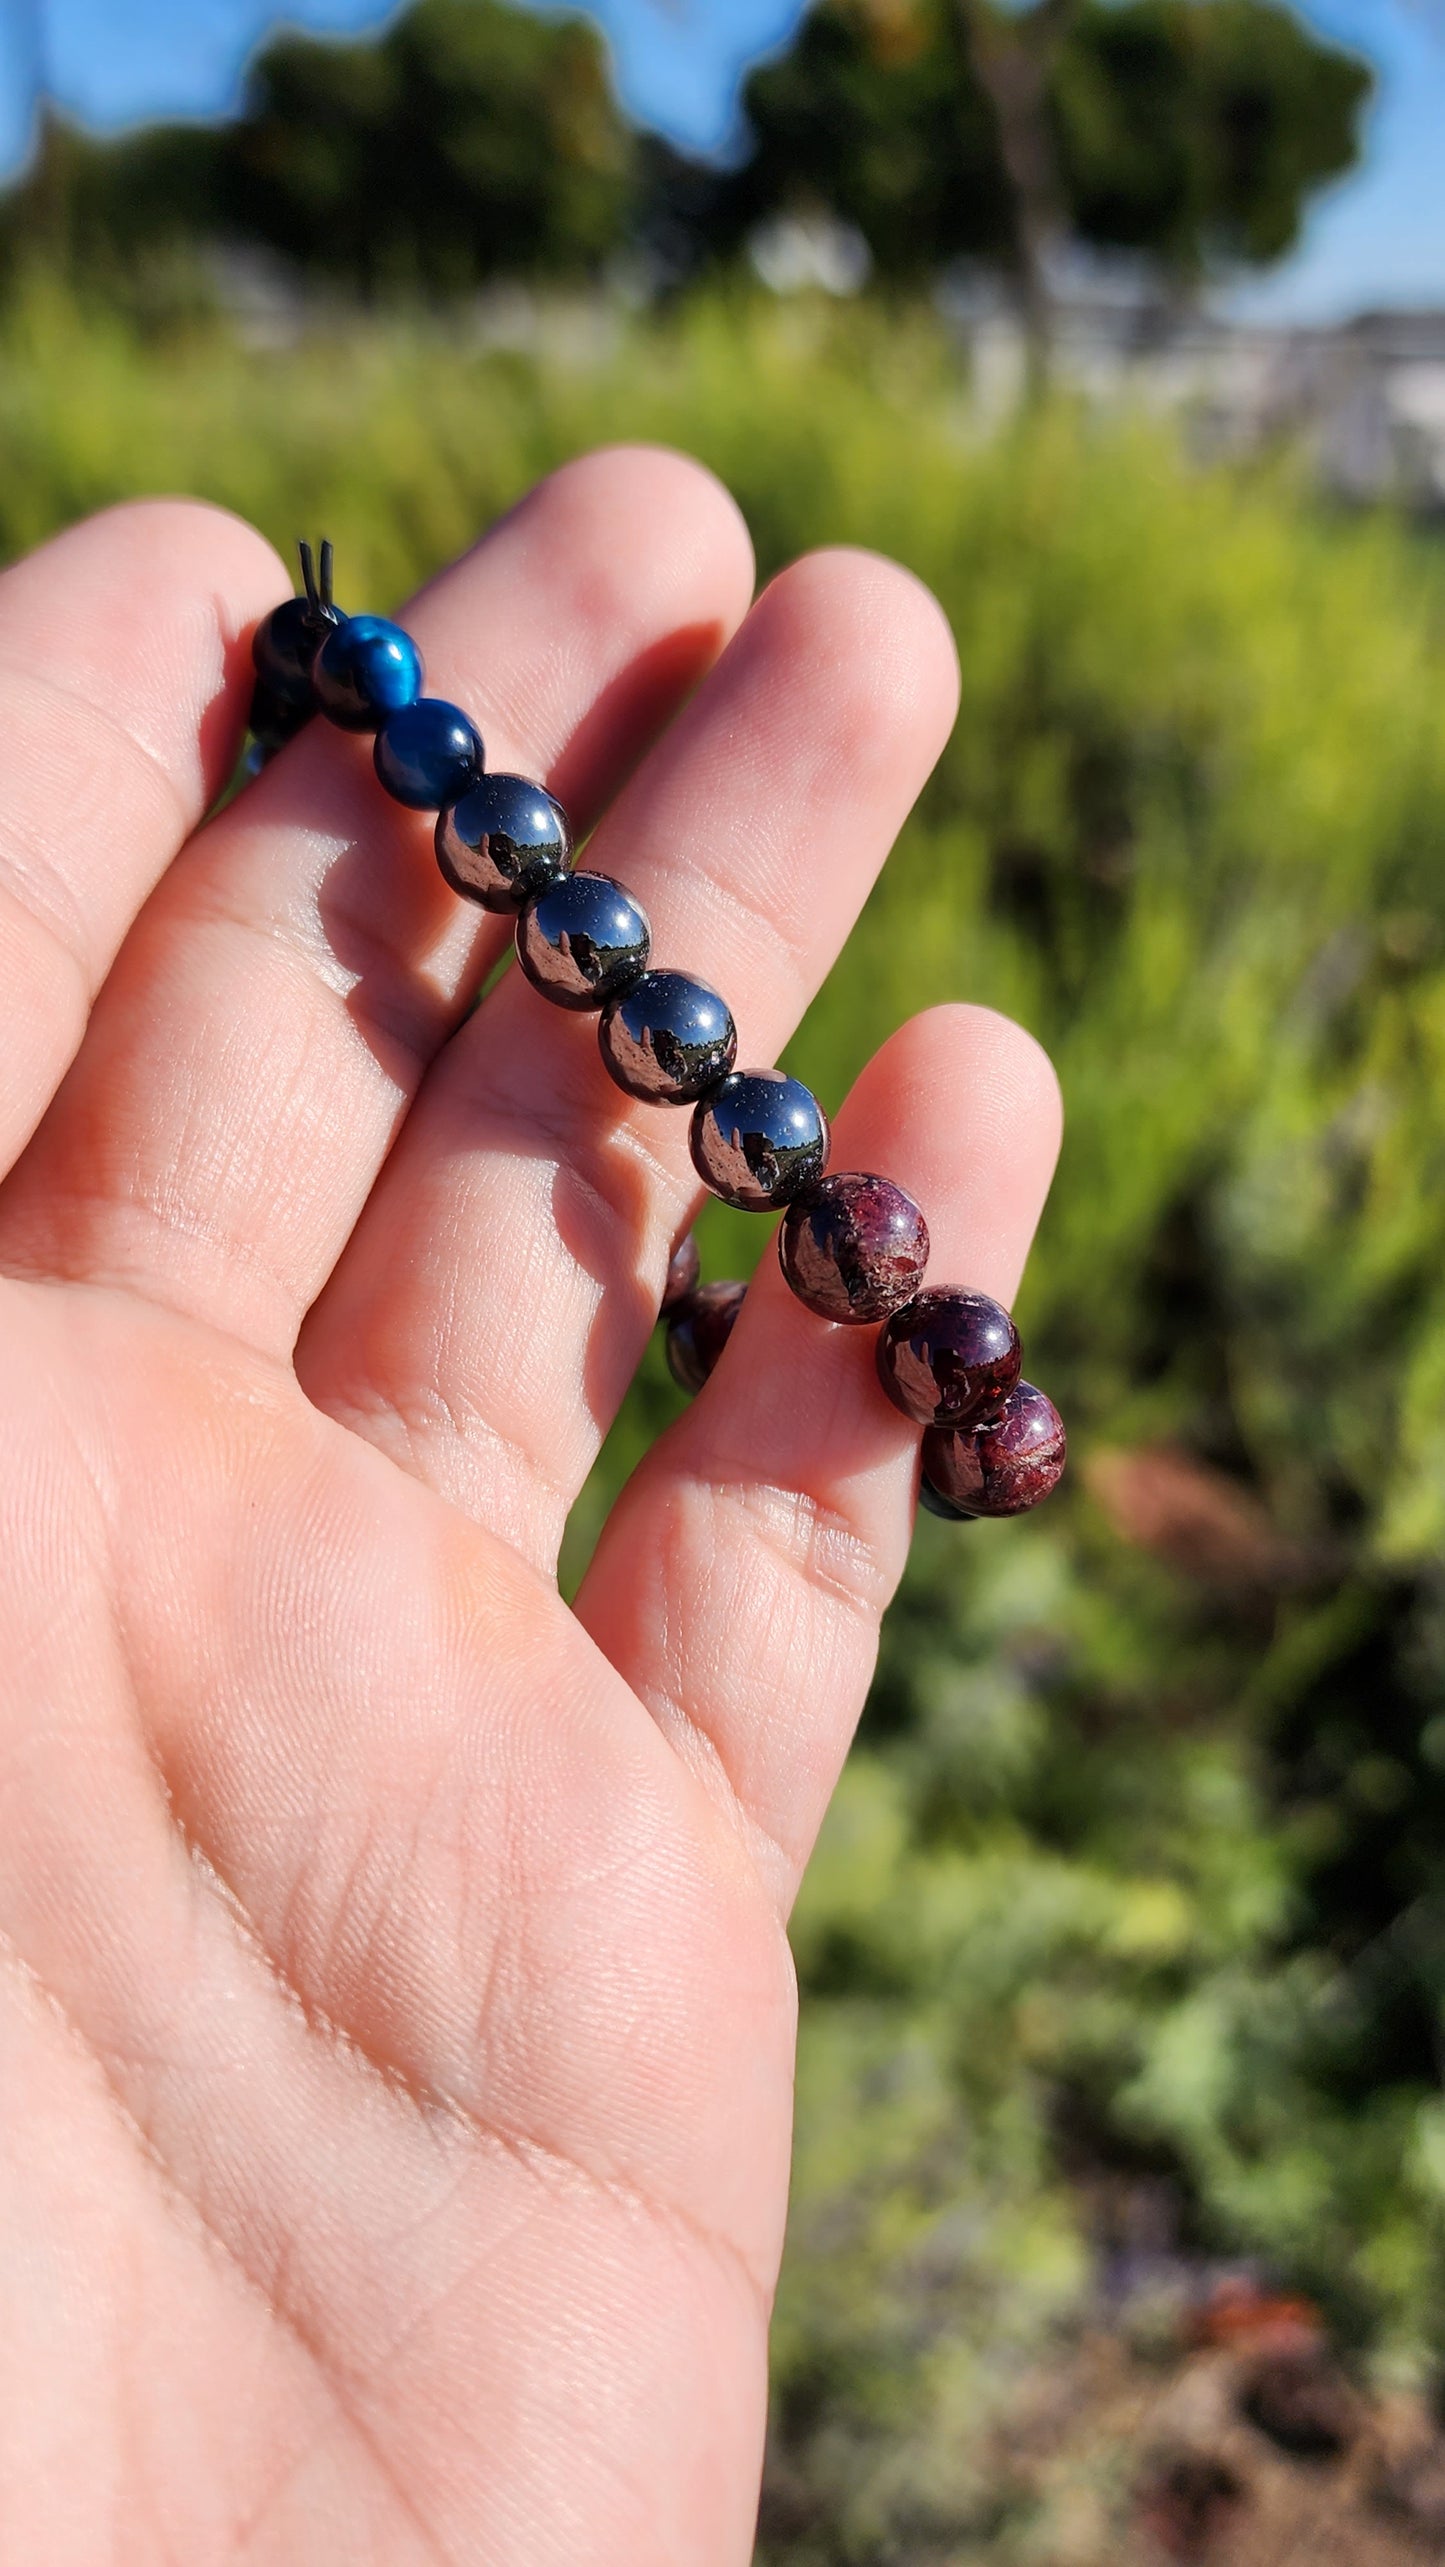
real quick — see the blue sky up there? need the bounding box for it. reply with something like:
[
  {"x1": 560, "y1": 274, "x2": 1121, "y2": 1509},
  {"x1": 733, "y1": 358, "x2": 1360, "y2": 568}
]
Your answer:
[{"x1": 3, "y1": 0, "x2": 1445, "y2": 321}]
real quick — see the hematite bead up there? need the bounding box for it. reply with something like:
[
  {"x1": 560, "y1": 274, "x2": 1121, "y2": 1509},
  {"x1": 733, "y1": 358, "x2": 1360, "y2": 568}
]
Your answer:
[
  {"x1": 374, "y1": 698, "x2": 483, "y2": 809},
  {"x1": 599, "y1": 970, "x2": 737, "y2": 1105},
  {"x1": 876, "y1": 1286, "x2": 1021, "y2": 1429},
  {"x1": 251, "y1": 593, "x2": 344, "y2": 713},
  {"x1": 666, "y1": 1280, "x2": 746, "y2": 1393},
  {"x1": 689, "y1": 1070, "x2": 830, "y2": 1211},
  {"x1": 918, "y1": 1471, "x2": 975, "y2": 1522},
  {"x1": 516, "y1": 871, "x2": 651, "y2": 1010},
  {"x1": 661, "y1": 1231, "x2": 701, "y2": 1313},
  {"x1": 313, "y1": 614, "x2": 423, "y2": 732},
  {"x1": 436, "y1": 774, "x2": 572, "y2": 913},
  {"x1": 922, "y1": 1382, "x2": 1067, "y2": 1518},
  {"x1": 779, "y1": 1171, "x2": 929, "y2": 1324}
]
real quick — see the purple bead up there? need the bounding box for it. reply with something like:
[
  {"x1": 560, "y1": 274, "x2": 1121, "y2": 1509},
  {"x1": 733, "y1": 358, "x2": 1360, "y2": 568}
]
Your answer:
[
  {"x1": 779, "y1": 1171, "x2": 929, "y2": 1324},
  {"x1": 665, "y1": 1281, "x2": 746, "y2": 1393},
  {"x1": 922, "y1": 1381, "x2": 1067, "y2": 1519},
  {"x1": 661, "y1": 1231, "x2": 701, "y2": 1314},
  {"x1": 876, "y1": 1286, "x2": 1022, "y2": 1429},
  {"x1": 689, "y1": 1070, "x2": 830, "y2": 1212}
]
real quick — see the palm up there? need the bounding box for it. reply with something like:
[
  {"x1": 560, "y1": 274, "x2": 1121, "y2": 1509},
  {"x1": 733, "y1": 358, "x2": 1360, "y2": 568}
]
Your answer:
[{"x1": 0, "y1": 457, "x2": 1059, "y2": 2563}]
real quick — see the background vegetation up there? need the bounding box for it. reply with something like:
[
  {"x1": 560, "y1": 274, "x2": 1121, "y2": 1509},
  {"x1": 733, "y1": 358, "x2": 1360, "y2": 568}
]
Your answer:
[{"x1": 6, "y1": 271, "x2": 1445, "y2": 2554}]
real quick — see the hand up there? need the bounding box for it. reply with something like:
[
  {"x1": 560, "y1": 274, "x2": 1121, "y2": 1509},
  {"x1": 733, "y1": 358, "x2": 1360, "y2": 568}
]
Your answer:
[{"x1": 0, "y1": 455, "x2": 1059, "y2": 2564}]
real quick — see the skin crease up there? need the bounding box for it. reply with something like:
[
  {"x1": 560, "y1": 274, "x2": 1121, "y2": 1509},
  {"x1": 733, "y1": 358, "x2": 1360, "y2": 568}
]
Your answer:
[{"x1": 0, "y1": 461, "x2": 1061, "y2": 2564}]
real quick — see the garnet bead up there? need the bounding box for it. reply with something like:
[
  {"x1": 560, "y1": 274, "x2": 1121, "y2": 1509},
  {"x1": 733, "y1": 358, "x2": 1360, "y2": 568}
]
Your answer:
[
  {"x1": 436, "y1": 775, "x2": 572, "y2": 912},
  {"x1": 689, "y1": 1070, "x2": 830, "y2": 1211},
  {"x1": 918, "y1": 1471, "x2": 975, "y2": 1522},
  {"x1": 599, "y1": 970, "x2": 737, "y2": 1105},
  {"x1": 374, "y1": 698, "x2": 483, "y2": 809},
  {"x1": 876, "y1": 1286, "x2": 1021, "y2": 1429},
  {"x1": 313, "y1": 614, "x2": 423, "y2": 731},
  {"x1": 516, "y1": 872, "x2": 651, "y2": 1010},
  {"x1": 665, "y1": 1281, "x2": 746, "y2": 1392},
  {"x1": 779, "y1": 1171, "x2": 929, "y2": 1323},
  {"x1": 661, "y1": 1232, "x2": 701, "y2": 1313},
  {"x1": 922, "y1": 1381, "x2": 1067, "y2": 1518}
]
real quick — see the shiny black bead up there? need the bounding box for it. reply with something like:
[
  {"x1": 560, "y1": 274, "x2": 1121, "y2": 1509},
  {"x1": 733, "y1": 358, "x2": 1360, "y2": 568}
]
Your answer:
[
  {"x1": 313, "y1": 615, "x2": 423, "y2": 732},
  {"x1": 373, "y1": 699, "x2": 483, "y2": 810},
  {"x1": 516, "y1": 872, "x2": 651, "y2": 1011},
  {"x1": 661, "y1": 1231, "x2": 701, "y2": 1314},
  {"x1": 599, "y1": 970, "x2": 737, "y2": 1106},
  {"x1": 436, "y1": 774, "x2": 572, "y2": 913},
  {"x1": 666, "y1": 1281, "x2": 746, "y2": 1393},
  {"x1": 779, "y1": 1171, "x2": 929, "y2": 1323},
  {"x1": 689, "y1": 1070, "x2": 830, "y2": 1211},
  {"x1": 251, "y1": 592, "x2": 344, "y2": 712},
  {"x1": 248, "y1": 678, "x2": 311, "y2": 756}
]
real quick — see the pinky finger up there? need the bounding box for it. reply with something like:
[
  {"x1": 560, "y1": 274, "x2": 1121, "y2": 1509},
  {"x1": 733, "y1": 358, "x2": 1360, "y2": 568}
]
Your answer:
[{"x1": 573, "y1": 1003, "x2": 1063, "y2": 1913}]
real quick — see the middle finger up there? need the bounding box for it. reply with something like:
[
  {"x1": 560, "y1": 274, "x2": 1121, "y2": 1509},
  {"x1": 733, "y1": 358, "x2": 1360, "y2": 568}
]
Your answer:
[{"x1": 297, "y1": 547, "x2": 960, "y2": 1567}]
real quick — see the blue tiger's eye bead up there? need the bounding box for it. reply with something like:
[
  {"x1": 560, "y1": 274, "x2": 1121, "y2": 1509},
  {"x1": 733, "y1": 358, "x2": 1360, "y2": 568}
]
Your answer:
[
  {"x1": 373, "y1": 698, "x2": 483, "y2": 810},
  {"x1": 689, "y1": 1069, "x2": 830, "y2": 1211},
  {"x1": 516, "y1": 871, "x2": 651, "y2": 1011},
  {"x1": 599, "y1": 970, "x2": 737, "y2": 1105},
  {"x1": 436, "y1": 774, "x2": 572, "y2": 913},
  {"x1": 313, "y1": 614, "x2": 423, "y2": 732},
  {"x1": 666, "y1": 1280, "x2": 746, "y2": 1393},
  {"x1": 251, "y1": 593, "x2": 344, "y2": 711}
]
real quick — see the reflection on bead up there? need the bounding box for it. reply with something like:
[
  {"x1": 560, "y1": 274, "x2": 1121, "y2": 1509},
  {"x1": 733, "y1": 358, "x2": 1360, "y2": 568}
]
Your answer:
[
  {"x1": 251, "y1": 593, "x2": 344, "y2": 712},
  {"x1": 516, "y1": 871, "x2": 651, "y2": 1010},
  {"x1": 922, "y1": 1381, "x2": 1066, "y2": 1518},
  {"x1": 918, "y1": 1471, "x2": 975, "y2": 1522},
  {"x1": 661, "y1": 1232, "x2": 701, "y2": 1314},
  {"x1": 666, "y1": 1281, "x2": 746, "y2": 1392},
  {"x1": 374, "y1": 699, "x2": 483, "y2": 809},
  {"x1": 599, "y1": 970, "x2": 737, "y2": 1105},
  {"x1": 779, "y1": 1171, "x2": 928, "y2": 1323},
  {"x1": 876, "y1": 1286, "x2": 1021, "y2": 1429},
  {"x1": 313, "y1": 615, "x2": 423, "y2": 732},
  {"x1": 689, "y1": 1070, "x2": 830, "y2": 1211},
  {"x1": 437, "y1": 774, "x2": 572, "y2": 912}
]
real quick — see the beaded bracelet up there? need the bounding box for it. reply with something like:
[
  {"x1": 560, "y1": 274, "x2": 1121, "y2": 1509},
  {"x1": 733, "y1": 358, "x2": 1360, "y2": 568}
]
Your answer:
[{"x1": 248, "y1": 545, "x2": 1066, "y2": 1523}]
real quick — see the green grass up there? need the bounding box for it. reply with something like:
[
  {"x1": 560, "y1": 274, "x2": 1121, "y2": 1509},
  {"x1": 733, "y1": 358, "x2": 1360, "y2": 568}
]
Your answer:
[{"x1": 9, "y1": 276, "x2": 1445, "y2": 2558}]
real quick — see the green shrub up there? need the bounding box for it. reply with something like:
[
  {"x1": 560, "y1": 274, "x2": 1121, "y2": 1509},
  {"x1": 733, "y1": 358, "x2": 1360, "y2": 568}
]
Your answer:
[{"x1": 8, "y1": 280, "x2": 1445, "y2": 2557}]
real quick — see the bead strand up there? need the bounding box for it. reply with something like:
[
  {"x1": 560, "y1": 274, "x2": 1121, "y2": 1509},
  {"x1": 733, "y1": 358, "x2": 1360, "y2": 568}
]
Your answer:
[{"x1": 247, "y1": 549, "x2": 1066, "y2": 1524}]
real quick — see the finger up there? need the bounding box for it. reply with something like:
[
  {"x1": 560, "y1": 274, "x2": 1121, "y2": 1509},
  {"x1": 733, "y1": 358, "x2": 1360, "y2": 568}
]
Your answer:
[
  {"x1": 575, "y1": 1003, "x2": 1063, "y2": 1912},
  {"x1": 0, "y1": 450, "x2": 756, "y2": 1356},
  {"x1": 297, "y1": 550, "x2": 961, "y2": 1566},
  {"x1": 0, "y1": 499, "x2": 284, "y2": 1180}
]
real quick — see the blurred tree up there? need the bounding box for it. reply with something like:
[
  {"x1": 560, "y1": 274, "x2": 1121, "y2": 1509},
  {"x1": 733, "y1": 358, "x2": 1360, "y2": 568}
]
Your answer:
[{"x1": 705, "y1": 0, "x2": 1369, "y2": 292}]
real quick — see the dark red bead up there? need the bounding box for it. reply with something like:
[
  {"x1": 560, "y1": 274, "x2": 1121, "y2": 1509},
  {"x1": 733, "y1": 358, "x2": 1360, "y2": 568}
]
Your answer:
[
  {"x1": 876, "y1": 1286, "x2": 1022, "y2": 1429},
  {"x1": 779, "y1": 1171, "x2": 928, "y2": 1324},
  {"x1": 665, "y1": 1281, "x2": 746, "y2": 1393},
  {"x1": 922, "y1": 1381, "x2": 1066, "y2": 1519},
  {"x1": 661, "y1": 1232, "x2": 701, "y2": 1314},
  {"x1": 917, "y1": 1471, "x2": 975, "y2": 1522}
]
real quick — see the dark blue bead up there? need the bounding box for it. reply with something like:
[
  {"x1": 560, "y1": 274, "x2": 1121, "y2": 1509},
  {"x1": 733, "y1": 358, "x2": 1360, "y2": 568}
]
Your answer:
[
  {"x1": 313, "y1": 614, "x2": 423, "y2": 732},
  {"x1": 436, "y1": 773, "x2": 572, "y2": 913},
  {"x1": 689, "y1": 1069, "x2": 830, "y2": 1211},
  {"x1": 251, "y1": 594, "x2": 343, "y2": 711},
  {"x1": 373, "y1": 698, "x2": 483, "y2": 810},
  {"x1": 599, "y1": 969, "x2": 736, "y2": 1105},
  {"x1": 516, "y1": 872, "x2": 651, "y2": 1011}
]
